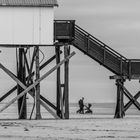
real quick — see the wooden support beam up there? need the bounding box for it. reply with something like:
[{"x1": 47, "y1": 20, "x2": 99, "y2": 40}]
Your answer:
[
  {"x1": 0, "y1": 52, "x2": 62, "y2": 103},
  {"x1": 17, "y1": 48, "x2": 27, "y2": 119},
  {"x1": 114, "y1": 79, "x2": 124, "y2": 118},
  {"x1": 23, "y1": 51, "x2": 30, "y2": 74},
  {"x1": 111, "y1": 75, "x2": 140, "y2": 118},
  {"x1": 40, "y1": 51, "x2": 62, "y2": 70},
  {"x1": 28, "y1": 90, "x2": 59, "y2": 119},
  {"x1": 122, "y1": 87, "x2": 140, "y2": 111},
  {"x1": 0, "y1": 86, "x2": 17, "y2": 102},
  {"x1": 19, "y1": 48, "x2": 36, "y2": 119},
  {"x1": 110, "y1": 75, "x2": 127, "y2": 80},
  {"x1": 35, "y1": 46, "x2": 41, "y2": 119},
  {"x1": 0, "y1": 52, "x2": 61, "y2": 119},
  {"x1": 0, "y1": 63, "x2": 27, "y2": 93},
  {"x1": 124, "y1": 91, "x2": 140, "y2": 112},
  {"x1": 60, "y1": 85, "x2": 64, "y2": 119},
  {"x1": 40, "y1": 95, "x2": 57, "y2": 111},
  {"x1": 64, "y1": 44, "x2": 70, "y2": 119},
  {"x1": 0, "y1": 52, "x2": 75, "y2": 116},
  {"x1": 19, "y1": 49, "x2": 36, "y2": 119},
  {"x1": 25, "y1": 48, "x2": 36, "y2": 83},
  {"x1": 39, "y1": 100, "x2": 59, "y2": 119},
  {"x1": 55, "y1": 45, "x2": 61, "y2": 117},
  {"x1": 118, "y1": 81, "x2": 140, "y2": 110},
  {"x1": 117, "y1": 81, "x2": 140, "y2": 112}
]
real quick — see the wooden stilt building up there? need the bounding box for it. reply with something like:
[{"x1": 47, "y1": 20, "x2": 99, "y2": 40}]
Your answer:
[
  {"x1": 0, "y1": 0, "x2": 140, "y2": 120},
  {"x1": 0, "y1": 0, "x2": 76, "y2": 120}
]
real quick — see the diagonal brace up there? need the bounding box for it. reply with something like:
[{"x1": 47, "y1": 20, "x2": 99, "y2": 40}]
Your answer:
[
  {"x1": 0, "y1": 52, "x2": 62, "y2": 103},
  {"x1": 0, "y1": 51, "x2": 75, "y2": 115},
  {"x1": 124, "y1": 91, "x2": 140, "y2": 112},
  {"x1": 119, "y1": 83, "x2": 140, "y2": 111}
]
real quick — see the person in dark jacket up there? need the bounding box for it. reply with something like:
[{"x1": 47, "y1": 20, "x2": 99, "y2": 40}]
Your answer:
[{"x1": 77, "y1": 97, "x2": 84, "y2": 114}]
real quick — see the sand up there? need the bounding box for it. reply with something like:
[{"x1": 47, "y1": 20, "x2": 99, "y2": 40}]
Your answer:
[
  {"x1": 0, "y1": 115, "x2": 140, "y2": 140},
  {"x1": 0, "y1": 103, "x2": 140, "y2": 139}
]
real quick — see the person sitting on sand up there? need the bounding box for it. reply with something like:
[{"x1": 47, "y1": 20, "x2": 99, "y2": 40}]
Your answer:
[
  {"x1": 85, "y1": 103, "x2": 92, "y2": 114},
  {"x1": 77, "y1": 97, "x2": 84, "y2": 114}
]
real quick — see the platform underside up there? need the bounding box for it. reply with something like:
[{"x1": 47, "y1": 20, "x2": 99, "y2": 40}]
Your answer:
[
  {"x1": 0, "y1": 44, "x2": 55, "y2": 48},
  {"x1": 54, "y1": 20, "x2": 140, "y2": 81},
  {"x1": 110, "y1": 75, "x2": 140, "y2": 80}
]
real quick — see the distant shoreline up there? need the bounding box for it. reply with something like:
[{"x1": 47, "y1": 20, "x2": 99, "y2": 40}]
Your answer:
[{"x1": 0, "y1": 102, "x2": 139, "y2": 118}]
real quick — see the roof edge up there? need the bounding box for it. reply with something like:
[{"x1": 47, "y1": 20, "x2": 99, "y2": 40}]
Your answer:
[
  {"x1": 0, "y1": 4, "x2": 58, "y2": 7},
  {"x1": 0, "y1": 0, "x2": 59, "y2": 7}
]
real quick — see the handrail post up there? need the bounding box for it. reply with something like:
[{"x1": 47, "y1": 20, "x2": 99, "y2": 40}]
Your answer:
[
  {"x1": 86, "y1": 34, "x2": 90, "y2": 53},
  {"x1": 120, "y1": 57, "x2": 123, "y2": 75},
  {"x1": 128, "y1": 60, "x2": 131, "y2": 80},
  {"x1": 103, "y1": 45, "x2": 106, "y2": 64}
]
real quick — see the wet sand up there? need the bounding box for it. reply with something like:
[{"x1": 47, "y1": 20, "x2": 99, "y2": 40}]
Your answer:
[{"x1": 0, "y1": 115, "x2": 140, "y2": 140}]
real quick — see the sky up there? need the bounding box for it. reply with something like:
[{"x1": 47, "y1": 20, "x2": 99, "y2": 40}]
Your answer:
[
  {"x1": 54, "y1": 0, "x2": 140, "y2": 103},
  {"x1": 0, "y1": 0, "x2": 140, "y2": 104}
]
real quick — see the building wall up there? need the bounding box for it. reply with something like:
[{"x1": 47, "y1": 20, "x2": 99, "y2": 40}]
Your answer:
[{"x1": 0, "y1": 7, "x2": 54, "y2": 45}]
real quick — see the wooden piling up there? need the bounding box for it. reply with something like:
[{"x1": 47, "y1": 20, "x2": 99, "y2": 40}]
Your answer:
[
  {"x1": 0, "y1": 51, "x2": 75, "y2": 114},
  {"x1": 35, "y1": 46, "x2": 41, "y2": 119},
  {"x1": 17, "y1": 48, "x2": 27, "y2": 119},
  {"x1": 55, "y1": 45, "x2": 61, "y2": 117},
  {"x1": 114, "y1": 79, "x2": 124, "y2": 118},
  {"x1": 64, "y1": 44, "x2": 70, "y2": 119}
]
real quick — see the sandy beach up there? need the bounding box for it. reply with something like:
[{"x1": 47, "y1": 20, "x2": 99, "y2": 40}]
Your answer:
[
  {"x1": 0, "y1": 103, "x2": 140, "y2": 140},
  {"x1": 0, "y1": 115, "x2": 140, "y2": 140},
  {"x1": 0, "y1": 103, "x2": 139, "y2": 139}
]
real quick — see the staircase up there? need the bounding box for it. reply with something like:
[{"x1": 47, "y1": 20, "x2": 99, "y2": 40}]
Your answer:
[
  {"x1": 54, "y1": 20, "x2": 140, "y2": 80},
  {"x1": 73, "y1": 25, "x2": 129, "y2": 76}
]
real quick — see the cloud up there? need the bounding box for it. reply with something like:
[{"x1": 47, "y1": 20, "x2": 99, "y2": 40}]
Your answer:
[
  {"x1": 56, "y1": 0, "x2": 140, "y2": 17},
  {"x1": 116, "y1": 22, "x2": 140, "y2": 31}
]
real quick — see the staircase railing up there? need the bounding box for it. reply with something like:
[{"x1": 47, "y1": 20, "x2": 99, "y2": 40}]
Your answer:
[
  {"x1": 73, "y1": 24, "x2": 130, "y2": 76},
  {"x1": 54, "y1": 20, "x2": 140, "y2": 79},
  {"x1": 75, "y1": 25, "x2": 128, "y2": 61}
]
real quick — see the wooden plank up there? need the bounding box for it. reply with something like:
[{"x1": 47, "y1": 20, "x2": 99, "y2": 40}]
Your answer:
[
  {"x1": 114, "y1": 80, "x2": 124, "y2": 118},
  {"x1": 0, "y1": 63, "x2": 27, "y2": 92},
  {"x1": 35, "y1": 46, "x2": 41, "y2": 119},
  {"x1": 55, "y1": 46, "x2": 61, "y2": 117},
  {"x1": 123, "y1": 90, "x2": 140, "y2": 111},
  {"x1": 23, "y1": 51, "x2": 30, "y2": 74},
  {"x1": 110, "y1": 75, "x2": 127, "y2": 80},
  {"x1": 121, "y1": 83, "x2": 140, "y2": 110},
  {"x1": 28, "y1": 91, "x2": 59, "y2": 119},
  {"x1": 64, "y1": 45, "x2": 70, "y2": 119},
  {"x1": 0, "y1": 86, "x2": 17, "y2": 102},
  {"x1": 60, "y1": 87, "x2": 64, "y2": 119},
  {"x1": 19, "y1": 48, "x2": 36, "y2": 118},
  {"x1": 25, "y1": 48, "x2": 36, "y2": 83},
  {"x1": 17, "y1": 48, "x2": 27, "y2": 119},
  {"x1": 124, "y1": 91, "x2": 140, "y2": 112},
  {"x1": 0, "y1": 52, "x2": 62, "y2": 102},
  {"x1": 40, "y1": 51, "x2": 62, "y2": 70},
  {"x1": 40, "y1": 95, "x2": 57, "y2": 110},
  {"x1": 40, "y1": 100, "x2": 59, "y2": 119},
  {"x1": 0, "y1": 51, "x2": 75, "y2": 114}
]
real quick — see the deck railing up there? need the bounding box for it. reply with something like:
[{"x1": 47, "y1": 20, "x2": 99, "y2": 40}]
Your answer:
[{"x1": 54, "y1": 20, "x2": 140, "y2": 79}]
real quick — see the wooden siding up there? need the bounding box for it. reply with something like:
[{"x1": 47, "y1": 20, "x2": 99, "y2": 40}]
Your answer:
[{"x1": 0, "y1": 7, "x2": 54, "y2": 45}]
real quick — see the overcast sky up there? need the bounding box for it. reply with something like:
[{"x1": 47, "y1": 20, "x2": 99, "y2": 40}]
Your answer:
[
  {"x1": 54, "y1": 0, "x2": 140, "y2": 103},
  {"x1": 0, "y1": 0, "x2": 140, "y2": 104}
]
